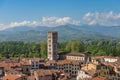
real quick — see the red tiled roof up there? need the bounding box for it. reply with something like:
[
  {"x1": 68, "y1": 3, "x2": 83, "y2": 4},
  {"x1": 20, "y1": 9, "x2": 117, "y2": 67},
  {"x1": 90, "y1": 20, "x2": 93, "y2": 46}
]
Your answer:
[
  {"x1": 92, "y1": 76, "x2": 106, "y2": 80},
  {"x1": 3, "y1": 74, "x2": 26, "y2": 80}
]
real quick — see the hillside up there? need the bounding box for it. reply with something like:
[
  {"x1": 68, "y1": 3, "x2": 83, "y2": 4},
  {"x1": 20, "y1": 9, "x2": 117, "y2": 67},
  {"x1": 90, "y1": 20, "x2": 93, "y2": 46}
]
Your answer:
[{"x1": 0, "y1": 25, "x2": 120, "y2": 41}]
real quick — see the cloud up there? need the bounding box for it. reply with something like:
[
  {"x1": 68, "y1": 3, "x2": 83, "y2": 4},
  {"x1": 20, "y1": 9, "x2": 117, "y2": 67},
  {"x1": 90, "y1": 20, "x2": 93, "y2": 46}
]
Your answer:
[
  {"x1": 83, "y1": 11, "x2": 120, "y2": 26},
  {"x1": 0, "y1": 16, "x2": 80, "y2": 30},
  {"x1": 83, "y1": 12, "x2": 93, "y2": 21},
  {"x1": 0, "y1": 24, "x2": 6, "y2": 30},
  {"x1": 9, "y1": 17, "x2": 80, "y2": 27},
  {"x1": 40, "y1": 16, "x2": 80, "y2": 26},
  {"x1": 0, "y1": 12, "x2": 120, "y2": 31},
  {"x1": 9, "y1": 20, "x2": 40, "y2": 27}
]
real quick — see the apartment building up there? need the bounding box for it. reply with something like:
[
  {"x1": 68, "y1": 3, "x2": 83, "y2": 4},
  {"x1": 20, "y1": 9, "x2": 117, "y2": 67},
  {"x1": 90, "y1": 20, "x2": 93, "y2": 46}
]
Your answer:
[{"x1": 47, "y1": 60, "x2": 81, "y2": 77}]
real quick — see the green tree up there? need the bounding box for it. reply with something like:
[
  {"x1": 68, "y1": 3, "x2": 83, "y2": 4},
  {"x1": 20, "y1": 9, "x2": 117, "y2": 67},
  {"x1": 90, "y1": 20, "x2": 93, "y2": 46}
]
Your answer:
[
  {"x1": 40, "y1": 42, "x2": 47, "y2": 58},
  {"x1": 65, "y1": 40, "x2": 84, "y2": 53}
]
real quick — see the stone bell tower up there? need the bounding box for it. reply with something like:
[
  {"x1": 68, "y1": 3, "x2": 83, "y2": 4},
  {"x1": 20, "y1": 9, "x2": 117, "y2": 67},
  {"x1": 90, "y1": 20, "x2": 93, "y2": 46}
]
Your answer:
[{"x1": 47, "y1": 31, "x2": 58, "y2": 60}]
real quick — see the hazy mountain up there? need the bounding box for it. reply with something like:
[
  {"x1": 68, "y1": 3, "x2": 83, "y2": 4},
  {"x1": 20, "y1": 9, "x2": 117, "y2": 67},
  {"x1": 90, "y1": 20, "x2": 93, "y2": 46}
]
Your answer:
[
  {"x1": 0, "y1": 25, "x2": 119, "y2": 41},
  {"x1": 4, "y1": 26, "x2": 51, "y2": 32}
]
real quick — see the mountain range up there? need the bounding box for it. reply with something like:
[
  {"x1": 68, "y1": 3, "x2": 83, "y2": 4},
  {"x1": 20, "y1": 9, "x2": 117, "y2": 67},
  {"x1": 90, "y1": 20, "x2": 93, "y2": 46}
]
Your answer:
[{"x1": 0, "y1": 24, "x2": 120, "y2": 41}]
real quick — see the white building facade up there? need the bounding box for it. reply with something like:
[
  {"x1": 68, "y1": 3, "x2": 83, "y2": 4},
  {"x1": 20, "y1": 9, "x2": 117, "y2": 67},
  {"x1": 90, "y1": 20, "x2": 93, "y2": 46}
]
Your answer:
[{"x1": 76, "y1": 70, "x2": 92, "y2": 80}]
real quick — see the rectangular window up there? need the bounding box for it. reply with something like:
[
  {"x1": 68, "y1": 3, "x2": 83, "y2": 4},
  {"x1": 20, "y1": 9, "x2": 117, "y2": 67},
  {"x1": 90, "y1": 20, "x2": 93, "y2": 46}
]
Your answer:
[
  {"x1": 49, "y1": 48, "x2": 51, "y2": 50},
  {"x1": 49, "y1": 45, "x2": 51, "y2": 47}
]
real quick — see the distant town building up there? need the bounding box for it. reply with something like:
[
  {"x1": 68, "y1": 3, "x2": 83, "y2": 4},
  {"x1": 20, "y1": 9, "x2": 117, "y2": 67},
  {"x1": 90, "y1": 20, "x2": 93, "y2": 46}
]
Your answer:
[
  {"x1": 76, "y1": 70, "x2": 92, "y2": 80},
  {"x1": 0, "y1": 67, "x2": 4, "y2": 78},
  {"x1": 66, "y1": 52, "x2": 91, "y2": 64},
  {"x1": 47, "y1": 31, "x2": 58, "y2": 60},
  {"x1": 34, "y1": 69, "x2": 52, "y2": 80},
  {"x1": 29, "y1": 58, "x2": 39, "y2": 69}
]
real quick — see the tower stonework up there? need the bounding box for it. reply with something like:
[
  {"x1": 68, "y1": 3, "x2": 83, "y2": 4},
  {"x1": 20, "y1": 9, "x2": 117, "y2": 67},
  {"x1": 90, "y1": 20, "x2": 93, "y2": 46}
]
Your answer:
[{"x1": 47, "y1": 31, "x2": 58, "y2": 60}]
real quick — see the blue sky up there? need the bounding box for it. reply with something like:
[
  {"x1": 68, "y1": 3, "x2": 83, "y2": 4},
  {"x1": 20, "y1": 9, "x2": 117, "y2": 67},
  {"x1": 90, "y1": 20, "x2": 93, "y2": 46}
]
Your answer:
[{"x1": 0, "y1": 0, "x2": 120, "y2": 30}]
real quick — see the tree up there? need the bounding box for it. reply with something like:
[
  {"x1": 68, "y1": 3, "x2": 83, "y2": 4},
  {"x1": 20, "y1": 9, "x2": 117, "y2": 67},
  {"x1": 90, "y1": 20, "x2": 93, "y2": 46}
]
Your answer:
[
  {"x1": 65, "y1": 40, "x2": 84, "y2": 53},
  {"x1": 40, "y1": 42, "x2": 47, "y2": 58}
]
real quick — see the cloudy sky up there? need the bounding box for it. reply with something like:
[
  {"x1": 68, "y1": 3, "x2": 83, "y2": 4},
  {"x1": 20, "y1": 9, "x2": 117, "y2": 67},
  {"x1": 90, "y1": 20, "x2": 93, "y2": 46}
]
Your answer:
[{"x1": 0, "y1": 0, "x2": 120, "y2": 30}]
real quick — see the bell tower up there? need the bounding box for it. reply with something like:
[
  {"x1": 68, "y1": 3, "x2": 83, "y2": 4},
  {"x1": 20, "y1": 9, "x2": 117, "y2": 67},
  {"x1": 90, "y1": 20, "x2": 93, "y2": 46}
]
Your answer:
[{"x1": 47, "y1": 31, "x2": 58, "y2": 60}]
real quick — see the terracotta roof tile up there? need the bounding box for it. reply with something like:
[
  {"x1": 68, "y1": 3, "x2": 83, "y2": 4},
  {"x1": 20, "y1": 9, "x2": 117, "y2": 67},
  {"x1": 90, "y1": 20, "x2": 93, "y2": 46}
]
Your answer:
[{"x1": 3, "y1": 74, "x2": 26, "y2": 80}]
